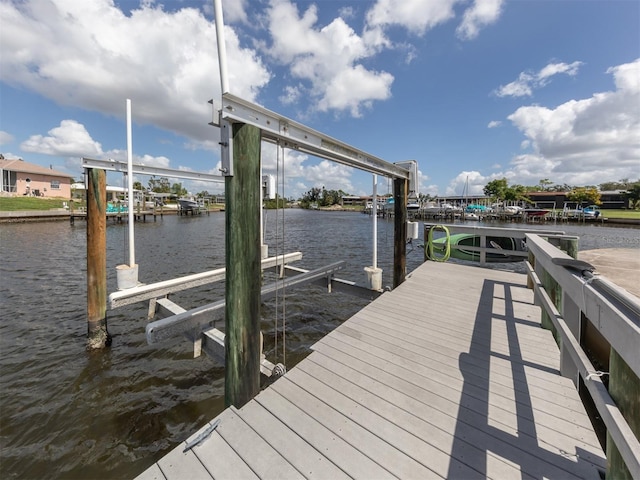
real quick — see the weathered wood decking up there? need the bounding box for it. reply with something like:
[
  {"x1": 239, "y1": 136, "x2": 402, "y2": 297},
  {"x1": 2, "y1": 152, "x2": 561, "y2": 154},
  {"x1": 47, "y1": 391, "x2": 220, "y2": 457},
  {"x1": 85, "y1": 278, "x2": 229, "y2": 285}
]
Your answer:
[{"x1": 136, "y1": 261, "x2": 606, "y2": 479}]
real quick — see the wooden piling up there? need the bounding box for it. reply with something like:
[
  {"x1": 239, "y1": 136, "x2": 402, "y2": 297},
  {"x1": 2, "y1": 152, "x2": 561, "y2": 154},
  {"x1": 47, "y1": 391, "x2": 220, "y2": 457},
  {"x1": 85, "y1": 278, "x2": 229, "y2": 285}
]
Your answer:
[
  {"x1": 86, "y1": 168, "x2": 110, "y2": 349},
  {"x1": 224, "y1": 122, "x2": 262, "y2": 408},
  {"x1": 393, "y1": 177, "x2": 407, "y2": 288},
  {"x1": 607, "y1": 349, "x2": 640, "y2": 479}
]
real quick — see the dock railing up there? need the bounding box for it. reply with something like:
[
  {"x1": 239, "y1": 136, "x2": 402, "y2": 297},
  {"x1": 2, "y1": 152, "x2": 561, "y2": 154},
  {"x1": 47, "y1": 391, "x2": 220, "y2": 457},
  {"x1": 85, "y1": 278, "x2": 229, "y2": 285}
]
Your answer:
[{"x1": 525, "y1": 233, "x2": 640, "y2": 478}]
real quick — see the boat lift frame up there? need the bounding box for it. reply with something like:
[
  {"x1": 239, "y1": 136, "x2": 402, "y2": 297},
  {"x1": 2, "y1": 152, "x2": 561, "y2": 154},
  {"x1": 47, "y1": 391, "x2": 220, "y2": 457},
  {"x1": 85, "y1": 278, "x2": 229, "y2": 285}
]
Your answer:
[
  {"x1": 215, "y1": 92, "x2": 411, "y2": 182},
  {"x1": 82, "y1": 157, "x2": 226, "y2": 183}
]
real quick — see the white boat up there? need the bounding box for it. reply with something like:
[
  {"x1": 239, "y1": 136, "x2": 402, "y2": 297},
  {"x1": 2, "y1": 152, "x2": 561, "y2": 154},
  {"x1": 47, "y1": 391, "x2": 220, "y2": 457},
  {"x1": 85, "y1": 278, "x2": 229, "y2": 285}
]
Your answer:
[
  {"x1": 422, "y1": 202, "x2": 461, "y2": 215},
  {"x1": 178, "y1": 197, "x2": 199, "y2": 210}
]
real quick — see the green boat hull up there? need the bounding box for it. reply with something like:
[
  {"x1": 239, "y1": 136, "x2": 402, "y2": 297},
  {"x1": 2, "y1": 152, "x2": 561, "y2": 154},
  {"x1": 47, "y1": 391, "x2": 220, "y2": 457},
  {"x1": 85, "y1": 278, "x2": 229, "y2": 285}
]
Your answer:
[{"x1": 431, "y1": 233, "x2": 525, "y2": 263}]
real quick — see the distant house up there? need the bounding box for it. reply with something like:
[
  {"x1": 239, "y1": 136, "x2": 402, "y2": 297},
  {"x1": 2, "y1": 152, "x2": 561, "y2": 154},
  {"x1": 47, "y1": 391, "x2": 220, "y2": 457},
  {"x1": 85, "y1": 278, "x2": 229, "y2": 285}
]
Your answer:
[
  {"x1": 341, "y1": 195, "x2": 367, "y2": 207},
  {"x1": 526, "y1": 191, "x2": 628, "y2": 209},
  {"x1": 0, "y1": 158, "x2": 73, "y2": 198}
]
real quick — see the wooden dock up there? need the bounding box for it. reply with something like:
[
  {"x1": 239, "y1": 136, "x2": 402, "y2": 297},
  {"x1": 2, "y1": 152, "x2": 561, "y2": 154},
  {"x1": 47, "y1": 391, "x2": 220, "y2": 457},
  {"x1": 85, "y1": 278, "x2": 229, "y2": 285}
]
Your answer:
[{"x1": 136, "y1": 261, "x2": 606, "y2": 479}]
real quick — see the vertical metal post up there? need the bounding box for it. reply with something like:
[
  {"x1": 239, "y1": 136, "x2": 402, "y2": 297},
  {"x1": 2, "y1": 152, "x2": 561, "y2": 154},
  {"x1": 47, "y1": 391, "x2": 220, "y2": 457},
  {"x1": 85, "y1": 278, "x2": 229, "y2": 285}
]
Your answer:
[
  {"x1": 126, "y1": 99, "x2": 135, "y2": 267},
  {"x1": 86, "y1": 168, "x2": 110, "y2": 349},
  {"x1": 372, "y1": 174, "x2": 378, "y2": 269},
  {"x1": 393, "y1": 177, "x2": 407, "y2": 288},
  {"x1": 213, "y1": 0, "x2": 229, "y2": 94},
  {"x1": 224, "y1": 122, "x2": 261, "y2": 408}
]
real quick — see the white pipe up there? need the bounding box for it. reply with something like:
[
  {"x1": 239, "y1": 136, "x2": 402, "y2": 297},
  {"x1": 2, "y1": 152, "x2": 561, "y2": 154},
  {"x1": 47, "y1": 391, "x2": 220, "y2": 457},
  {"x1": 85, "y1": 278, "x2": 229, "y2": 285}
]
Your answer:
[
  {"x1": 213, "y1": 0, "x2": 229, "y2": 94},
  {"x1": 126, "y1": 99, "x2": 135, "y2": 267},
  {"x1": 372, "y1": 174, "x2": 377, "y2": 269}
]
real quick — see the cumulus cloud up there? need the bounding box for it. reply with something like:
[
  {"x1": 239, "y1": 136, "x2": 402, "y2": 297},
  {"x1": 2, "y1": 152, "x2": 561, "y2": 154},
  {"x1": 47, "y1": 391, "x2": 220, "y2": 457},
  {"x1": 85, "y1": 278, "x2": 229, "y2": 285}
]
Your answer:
[
  {"x1": 445, "y1": 170, "x2": 496, "y2": 196},
  {"x1": 0, "y1": 131, "x2": 15, "y2": 145},
  {"x1": 19, "y1": 119, "x2": 175, "y2": 175},
  {"x1": 487, "y1": 120, "x2": 502, "y2": 128},
  {"x1": 304, "y1": 160, "x2": 355, "y2": 193},
  {"x1": 0, "y1": 0, "x2": 269, "y2": 145},
  {"x1": 264, "y1": 0, "x2": 393, "y2": 117},
  {"x1": 256, "y1": 0, "x2": 502, "y2": 117},
  {"x1": 21, "y1": 120, "x2": 103, "y2": 157},
  {"x1": 506, "y1": 58, "x2": 640, "y2": 186},
  {"x1": 366, "y1": 0, "x2": 459, "y2": 36},
  {"x1": 456, "y1": 0, "x2": 505, "y2": 40},
  {"x1": 495, "y1": 61, "x2": 583, "y2": 97}
]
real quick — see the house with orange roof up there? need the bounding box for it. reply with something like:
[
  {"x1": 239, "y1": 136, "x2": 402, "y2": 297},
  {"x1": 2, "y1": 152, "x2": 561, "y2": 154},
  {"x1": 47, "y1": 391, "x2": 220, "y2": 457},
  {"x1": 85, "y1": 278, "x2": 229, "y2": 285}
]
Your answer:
[{"x1": 0, "y1": 157, "x2": 73, "y2": 198}]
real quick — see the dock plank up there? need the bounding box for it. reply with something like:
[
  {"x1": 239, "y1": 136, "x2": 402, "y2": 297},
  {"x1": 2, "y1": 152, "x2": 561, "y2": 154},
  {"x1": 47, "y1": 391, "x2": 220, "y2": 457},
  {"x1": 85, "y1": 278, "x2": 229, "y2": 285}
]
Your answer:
[
  {"x1": 136, "y1": 261, "x2": 606, "y2": 479},
  {"x1": 215, "y1": 408, "x2": 303, "y2": 480},
  {"x1": 236, "y1": 400, "x2": 350, "y2": 480},
  {"x1": 135, "y1": 463, "x2": 165, "y2": 480},
  {"x1": 305, "y1": 345, "x2": 605, "y2": 474},
  {"x1": 319, "y1": 317, "x2": 602, "y2": 450},
  {"x1": 255, "y1": 387, "x2": 395, "y2": 480},
  {"x1": 338, "y1": 319, "x2": 587, "y2": 414},
  {"x1": 155, "y1": 445, "x2": 212, "y2": 480},
  {"x1": 191, "y1": 423, "x2": 259, "y2": 479}
]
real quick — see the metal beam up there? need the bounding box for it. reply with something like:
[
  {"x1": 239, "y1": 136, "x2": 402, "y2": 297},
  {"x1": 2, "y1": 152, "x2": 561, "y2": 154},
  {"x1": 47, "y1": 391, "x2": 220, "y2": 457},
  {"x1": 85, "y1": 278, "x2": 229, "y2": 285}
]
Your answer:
[
  {"x1": 219, "y1": 93, "x2": 410, "y2": 180},
  {"x1": 82, "y1": 157, "x2": 225, "y2": 183},
  {"x1": 146, "y1": 261, "x2": 346, "y2": 344},
  {"x1": 284, "y1": 265, "x2": 384, "y2": 300},
  {"x1": 109, "y1": 252, "x2": 303, "y2": 309}
]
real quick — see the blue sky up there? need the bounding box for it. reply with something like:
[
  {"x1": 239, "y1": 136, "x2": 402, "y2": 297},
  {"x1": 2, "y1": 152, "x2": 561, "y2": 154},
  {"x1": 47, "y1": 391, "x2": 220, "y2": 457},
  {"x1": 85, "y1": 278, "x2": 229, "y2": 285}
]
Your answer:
[{"x1": 1, "y1": 0, "x2": 638, "y2": 198}]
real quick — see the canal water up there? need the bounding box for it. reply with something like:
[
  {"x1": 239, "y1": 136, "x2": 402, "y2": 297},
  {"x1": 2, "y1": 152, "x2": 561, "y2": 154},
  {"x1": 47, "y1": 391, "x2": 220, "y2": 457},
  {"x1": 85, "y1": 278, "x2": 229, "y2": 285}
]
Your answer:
[{"x1": 0, "y1": 210, "x2": 638, "y2": 479}]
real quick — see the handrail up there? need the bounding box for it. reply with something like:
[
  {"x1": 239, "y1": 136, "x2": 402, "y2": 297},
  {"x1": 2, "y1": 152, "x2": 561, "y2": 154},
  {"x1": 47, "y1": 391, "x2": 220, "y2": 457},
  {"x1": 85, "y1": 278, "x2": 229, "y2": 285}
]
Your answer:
[
  {"x1": 525, "y1": 234, "x2": 640, "y2": 477},
  {"x1": 526, "y1": 234, "x2": 639, "y2": 374}
]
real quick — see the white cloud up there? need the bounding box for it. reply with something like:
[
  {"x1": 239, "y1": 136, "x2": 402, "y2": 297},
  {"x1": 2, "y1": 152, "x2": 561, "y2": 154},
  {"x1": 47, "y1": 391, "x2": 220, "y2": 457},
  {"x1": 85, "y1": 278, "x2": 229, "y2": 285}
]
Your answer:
[
  {"x1": 0, "y1": 0, "x2": 269, "y2": 145},
  {"x1": 304, "y1": 160, "x2": 355, "y2": 193},
  {"x1": 338, "y1": 7, "x2": 356, "y2": 20},
  {"x1": 19, "y1": 119, "x2": 176, "y2": 177},
  {"x1": 457, "y1": 0, "x2": 505, "y2": 40},
  {"x1": 0, "y1": 131, "x2": 15, "y2": 145},
  {"x1": 318, "y1": 65, "x2": 393, "y2": 117},
  {"x1": 445, "y1": 170, "x2": 495, "y2": 196},
  {"x1": 221, "y1": 0, "x2": 248, "y2": 23},
  {"x1": 495, "y1": 61, "x2": 584, "y2": 98},
  {"x1": 487, "y1": 120, "x2": 502, "y2": 128},
  {"x1": 264, "y1": 0, "x2": 392, "y2": 117},
  {"x1": 279, "y1": 85, "x2": 302, "y2": 105},
  {"x1": 506, "y1": 58, "x2": 640, "y2": 186},
  {"x1": 366, "y1": 0, "x2": 459, "y2": 36},
  {"x1": 21, "y1": 120, "x2": 103, "y2": 156}
]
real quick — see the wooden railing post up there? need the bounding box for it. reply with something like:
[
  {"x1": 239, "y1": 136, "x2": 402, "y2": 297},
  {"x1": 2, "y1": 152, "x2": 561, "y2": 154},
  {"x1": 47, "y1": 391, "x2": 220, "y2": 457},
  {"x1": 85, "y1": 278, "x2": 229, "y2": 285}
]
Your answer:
[
  {"x1": 86, "y1": 168, "x2": 110, "y2": 349},
  {"x1": 224, "y1": 122, "x2": 261, "y2": 408},
  {"x1": 607, "y1": 350, "x2": 640, "y2": 479}
]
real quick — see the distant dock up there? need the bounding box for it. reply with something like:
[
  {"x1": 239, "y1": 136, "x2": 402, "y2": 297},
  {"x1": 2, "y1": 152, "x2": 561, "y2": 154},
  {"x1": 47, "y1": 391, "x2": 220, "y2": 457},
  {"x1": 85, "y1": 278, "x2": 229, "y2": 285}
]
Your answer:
[{"x1": 136, "y1": 258, "x2": 612, "y2": 479}]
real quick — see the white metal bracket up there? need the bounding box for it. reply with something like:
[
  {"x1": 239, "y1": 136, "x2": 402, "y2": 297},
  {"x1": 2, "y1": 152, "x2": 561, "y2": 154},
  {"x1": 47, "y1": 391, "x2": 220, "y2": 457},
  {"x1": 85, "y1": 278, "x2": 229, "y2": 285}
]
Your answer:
[{"x1": 219, "y1": 118, "x2": 233, "y2": 177}]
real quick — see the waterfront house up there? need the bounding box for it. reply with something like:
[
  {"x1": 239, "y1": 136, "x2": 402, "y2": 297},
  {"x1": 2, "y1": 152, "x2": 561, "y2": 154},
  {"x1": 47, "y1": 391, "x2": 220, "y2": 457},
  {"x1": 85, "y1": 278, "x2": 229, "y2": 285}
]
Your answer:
[{"x1": 0, "y1": 158, "x2": 73, "y2": 198}]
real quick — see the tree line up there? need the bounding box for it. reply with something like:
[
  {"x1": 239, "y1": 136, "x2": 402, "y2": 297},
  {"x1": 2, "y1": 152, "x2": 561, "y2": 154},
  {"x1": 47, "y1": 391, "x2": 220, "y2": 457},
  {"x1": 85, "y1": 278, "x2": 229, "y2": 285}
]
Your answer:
[
  {"x1": 483, "y1": 178, "x2": 640, "y2": 208},
  {"x1": 130, "y1": 175, "x2": 640, "y2": 209}
]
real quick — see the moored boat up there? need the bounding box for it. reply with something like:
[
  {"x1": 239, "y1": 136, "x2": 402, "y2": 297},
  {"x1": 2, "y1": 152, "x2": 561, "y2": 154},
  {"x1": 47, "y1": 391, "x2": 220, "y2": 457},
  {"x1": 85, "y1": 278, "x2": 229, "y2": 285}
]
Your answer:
[
  {"x1": 430, "y1": 233, "x2": 526, "y2": 262},
  {"x1": 178, "y1": 197, "x2": 199, "y2": 210},
  {"x1": 523, "y1": 208, "x2": 550, "y2": 217}
]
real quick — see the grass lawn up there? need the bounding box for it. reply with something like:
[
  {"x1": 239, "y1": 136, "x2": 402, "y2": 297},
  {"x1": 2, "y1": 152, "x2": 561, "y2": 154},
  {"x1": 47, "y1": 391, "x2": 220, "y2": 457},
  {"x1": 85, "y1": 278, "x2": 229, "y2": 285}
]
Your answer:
[
  {"x1": 0, "y1": 197, "x2": 70, "y2": 211},
  {"x1": 599, "y1": 209, "x2": 640, "y2": 220}
]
